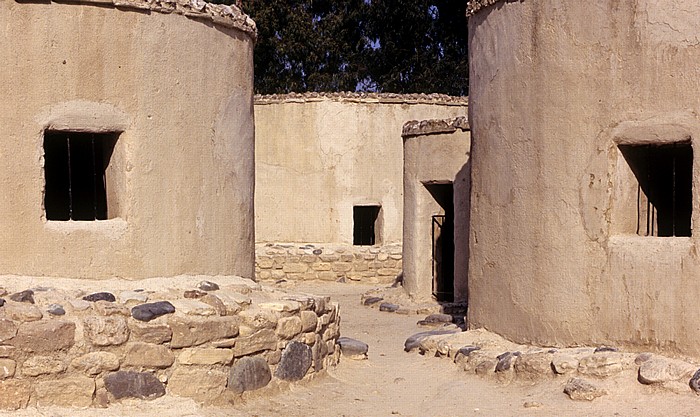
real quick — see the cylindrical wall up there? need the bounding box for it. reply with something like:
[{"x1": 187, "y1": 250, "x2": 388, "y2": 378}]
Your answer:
[
  {"x1": 402, "y1": 119, "x2": 470, "y2": 302},
  {"x1": 0, "y1": 1, "x2": 255, "y2": 279},
  {"x1": 469, "y1": 0, "x2": 700, "y2": 356}
]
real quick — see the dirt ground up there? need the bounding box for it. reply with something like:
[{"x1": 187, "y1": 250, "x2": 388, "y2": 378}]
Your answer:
[{"x1": 7, "y1": 281, "x2": 700, "y2": 417}]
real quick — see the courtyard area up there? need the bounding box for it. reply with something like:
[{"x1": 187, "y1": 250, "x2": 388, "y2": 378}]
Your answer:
[{"x1": 2, "y1": 281, "x2": 698, "y2": 416}]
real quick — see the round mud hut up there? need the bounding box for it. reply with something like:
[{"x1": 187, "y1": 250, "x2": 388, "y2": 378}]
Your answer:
[
  {"x1": 0, "y1": 0, "x2": 255, "y2": 280},
  {"x1": 468, "y1": 0, "x2": 700, "y2": 356}
]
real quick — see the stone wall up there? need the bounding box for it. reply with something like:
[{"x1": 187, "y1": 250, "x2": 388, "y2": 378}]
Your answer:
[
  {"x1": 0, "y1": 277, "x2": 339, "y2": 409},
  {"x1": 256, "y1": 244, "x2": 403, "y2": 284}
]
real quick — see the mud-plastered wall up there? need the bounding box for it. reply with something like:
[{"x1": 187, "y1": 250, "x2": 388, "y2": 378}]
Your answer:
[
  {"x1": 468, "y1": 0, "x2": 700, "y2": 357},
  {"x1": 402, "y1": 117, "x2": 470, "y2": 302},
  {"x1": 0, "y1": 0, "x2": 255, "y2": 279}
]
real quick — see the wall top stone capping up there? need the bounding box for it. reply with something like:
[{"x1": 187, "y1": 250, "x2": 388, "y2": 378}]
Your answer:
[
  {"x1": 254, "y1": 92, "x2": 469, "y2": 106},
  {"x1": 402, "y1": 116, "x2": 470, "y2": 138},
  {"x1": 15, "y1": 0, "x2": 257, "y2": 39},
  {"x1": 467, "y1": 0, "x2": 505, "y2": 16}
]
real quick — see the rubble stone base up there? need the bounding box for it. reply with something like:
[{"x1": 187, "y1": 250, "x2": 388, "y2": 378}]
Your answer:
[
  {"x1": 256, "y1": 243, "x2": 402, "y2": 284},
  {"x1": 0, "y1": 276, "x2": 340, "y2": 409}
]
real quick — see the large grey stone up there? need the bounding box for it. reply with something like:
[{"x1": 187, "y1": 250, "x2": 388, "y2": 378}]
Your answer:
[
  {"x1": 564, "y1": 377, "x2": 607, "y2": 401},
  {"x1": 337, "y1": 337, "x2": 368, "y2": 360},
  {"x1": 8, "y1": 290, "x2": 33, "y2": 304},
  {"x1": 638, "y1": 357, "x2": 695, "y2": 384},
  {"x1": 197, "y1": 280, "x2": 220, "y2": 291},
  {"x1": 404, "y1": 329, "x2": 460, "y2": 352},
  {"x1": 131, "y1": 301, "x2": 176, "y2": 322},
  {"x1": 83, "y1": 292, "x2": 116, "y2": 303},
  {"x1": 495, "y1": 352, "x2": 519, "y2": 372},
  {"x1": 228, "y1": 356, "x2": 272, "y2": 394},
  {"x1": 275, "y1": 341, "x2": 312, "y2": 381},
  {"x1": 104, "y1": 371, "x2": 165, "y2": 400}
]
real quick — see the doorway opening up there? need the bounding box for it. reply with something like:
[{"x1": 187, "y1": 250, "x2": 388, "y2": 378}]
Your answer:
[{"x1": 425, "y1": 182, "x2": 454, "y2": 302}]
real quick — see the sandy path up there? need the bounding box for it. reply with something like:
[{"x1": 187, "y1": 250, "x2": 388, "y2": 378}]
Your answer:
[{"x1": 5, "y1": 281, "x2": 700, "y2": 416}]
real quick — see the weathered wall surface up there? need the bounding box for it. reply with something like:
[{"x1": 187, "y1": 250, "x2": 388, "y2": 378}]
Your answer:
[
  {"x1": 468, "y1": 0, "x2": 700, "y2": 356},
  {"x1": 402, "y1": 118, "x2": 470, "y2": 302},
  {"x1": 254, "y1": 93, "x2": 469, "y2": 245},
  {"x1": 0, "y1": 1, "x2": 255, "y2": 279}
]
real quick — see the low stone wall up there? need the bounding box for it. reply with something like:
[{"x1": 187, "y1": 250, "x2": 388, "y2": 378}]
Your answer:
[
  {"x1": 0, "y1": 276, "x2": 340, "y2": 410},
  {"x1": 256, "y1": 243, "x2": 403, "y2": 284},
  {"x1": 406, "y1": 328, "x2": 700, "y2": 400}
]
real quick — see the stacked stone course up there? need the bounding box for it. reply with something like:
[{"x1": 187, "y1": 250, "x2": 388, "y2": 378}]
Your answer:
[
  {"x1": 256, "y1": 243, "x2": 403, "y2": 284},
  {"x1": 0, "y1": 278, "x2": 340, "y2": 409}
]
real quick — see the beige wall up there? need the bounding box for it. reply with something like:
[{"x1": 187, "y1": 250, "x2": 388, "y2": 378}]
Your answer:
[
  {"x1": 0, "y1": 1, "x2": 255, "y2": 279},
  {"x1": 255, "y1": 95, "x2": 468, "y2": 245},
  {"x1": 468, "y1": 0, "x2": 700, "y2": 356},
  {"x1": 402, "y1": 120, "x2": 470, "y2": 302}
]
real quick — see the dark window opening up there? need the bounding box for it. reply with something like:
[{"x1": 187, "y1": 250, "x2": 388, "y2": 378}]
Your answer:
[
  {"x1": 619, "y1": 142, "x2": 693, "y2": 237},
  {"x1": 353, "y1": 205, "x2": 381, "y2": 245},
  {"x1": 426, "y1": 183, "x2": 454, "y2": 302},
  {"x1": 44, "y1": 131, "x2": 118, "y2": 221}
]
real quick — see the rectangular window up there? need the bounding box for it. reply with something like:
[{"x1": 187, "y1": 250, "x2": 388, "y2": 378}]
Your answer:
[
  {"x1": 44, "y1": 131, "x2": 118, "y2": 221},
  {"x1": 618, "y1": 142, "x2": 693, "y2": 237},
  {"x1": 353, "y1": 205, "x2": 381, "y2": 245}
]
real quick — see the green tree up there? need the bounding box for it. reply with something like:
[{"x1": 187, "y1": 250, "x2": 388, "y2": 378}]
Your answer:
[
  {"x1": 363, "y1": 0, "x2": 468, "y2": 96},
  {"x1": 214, "y1": 0, "x2": 468, "y2": 95},
  {"x1": 212, "y1": 0, "x2": 370, "y2": 93}
]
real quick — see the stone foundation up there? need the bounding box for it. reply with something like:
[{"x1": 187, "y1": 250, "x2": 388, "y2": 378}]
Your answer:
[
  {"x1": 0, "y1": 276, "x2": 340, "y2": 409},
  {"x1": 255, "y1": 243, "x2": 402, "y2": 284}
]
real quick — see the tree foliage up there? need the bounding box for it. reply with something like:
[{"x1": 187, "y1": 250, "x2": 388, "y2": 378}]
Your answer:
[{"x1": 212, "y1": 0, "x2": 468, "y2": 96}]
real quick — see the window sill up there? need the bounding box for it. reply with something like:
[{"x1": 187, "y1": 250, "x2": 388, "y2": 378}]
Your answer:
[
  {"x1": 44, "y1": 218, "x2": 127, "y2": 238},
  {"x1": 608, "y1": 234, "x2": 693, "y2": 250}
]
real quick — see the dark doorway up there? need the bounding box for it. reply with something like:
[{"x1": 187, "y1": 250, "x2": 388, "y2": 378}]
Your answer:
[{"x1": 426, "y1": 183, "x2": 454, "y2": 302}]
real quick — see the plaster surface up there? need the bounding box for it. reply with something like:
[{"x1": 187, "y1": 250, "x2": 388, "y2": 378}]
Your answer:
[
  {"x1": 402, "y1": 118, "x2": 471, "y2": 302},
  {"x1": 254, "y1": 94, "x2": 468, "y2": 246},
  {"x1": 0, "y1": 1, "x2": 255, "y2": 279},
  {"x1": 468, "y1": 0, "x2": 700, "y2": 356}
]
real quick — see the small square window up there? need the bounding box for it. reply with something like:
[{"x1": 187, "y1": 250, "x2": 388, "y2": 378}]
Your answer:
[
  {"x1": 353, "y1": 205, "x2": 381, "y2": 245},
  {"x1": 618, "y1": 142, "x2": 692, "y2": 237},
  {"x1": 44, "y1": 131, "x2": 118, "y2": 221}
]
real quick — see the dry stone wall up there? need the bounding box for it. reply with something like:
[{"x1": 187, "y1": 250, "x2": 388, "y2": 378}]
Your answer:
[
  {"x1": 0, "y1": 278, "x2": 340, "y2": 409},
  {"x1": 256, "y1": 244, "x2": 403, "y2": 284}
]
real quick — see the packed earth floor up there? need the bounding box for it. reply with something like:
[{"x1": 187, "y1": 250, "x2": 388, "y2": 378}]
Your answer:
[{"x1": 5, "y1": 281, "x2": 700, "y2": 416}]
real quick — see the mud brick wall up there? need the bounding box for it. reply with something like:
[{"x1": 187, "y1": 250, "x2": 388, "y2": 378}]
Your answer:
[
  {"x1": 256, "y1": 244, "x2": 403, "y2": 284},
  {"x1": 0, "y1": 283, "x2": 340, "y2": 410}
]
